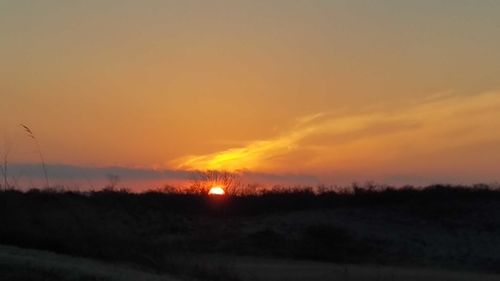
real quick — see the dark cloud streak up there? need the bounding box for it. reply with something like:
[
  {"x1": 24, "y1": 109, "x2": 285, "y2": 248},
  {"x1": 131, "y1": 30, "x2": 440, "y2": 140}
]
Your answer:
[{"x1": 6, "y1": 163, "x2": 320, "y2": 190}]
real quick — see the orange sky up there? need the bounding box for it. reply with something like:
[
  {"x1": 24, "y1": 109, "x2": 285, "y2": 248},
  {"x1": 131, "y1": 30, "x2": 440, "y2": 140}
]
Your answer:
[{"x1": 1, "y1": 1, "x2": 500, "y2": 187}]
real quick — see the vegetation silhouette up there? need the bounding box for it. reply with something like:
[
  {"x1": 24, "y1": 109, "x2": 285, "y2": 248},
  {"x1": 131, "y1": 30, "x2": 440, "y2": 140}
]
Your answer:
[
  {"x1": 1, "y1": 183, "x2": 500, "y2": 277},
  {"x1": 20, "y1": 124, "x2": 50, "y2": 188}
]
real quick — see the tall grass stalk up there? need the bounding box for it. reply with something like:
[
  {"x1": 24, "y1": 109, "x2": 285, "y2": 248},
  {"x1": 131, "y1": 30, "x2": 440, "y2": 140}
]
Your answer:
[
  {"x1": 0, "y1": 139, "x2": 9, "y2": 190},
  {"x1": 1, "y1": 152, "x2": 7, "y2": 190},
  {"x1": 21, "y1": 124, "x2": 49, "y2": 188}
]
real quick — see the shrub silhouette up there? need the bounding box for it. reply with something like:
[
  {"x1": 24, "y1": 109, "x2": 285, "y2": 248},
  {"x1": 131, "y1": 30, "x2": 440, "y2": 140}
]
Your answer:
[{"x1": 1, "y1": 184, "x2": 500, "y2": 273}]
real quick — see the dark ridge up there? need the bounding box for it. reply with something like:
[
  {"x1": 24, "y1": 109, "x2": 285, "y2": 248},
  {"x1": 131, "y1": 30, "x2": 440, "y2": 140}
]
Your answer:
[{"x1": 1, "y1": 184, "x2": 500, "y2": 274}]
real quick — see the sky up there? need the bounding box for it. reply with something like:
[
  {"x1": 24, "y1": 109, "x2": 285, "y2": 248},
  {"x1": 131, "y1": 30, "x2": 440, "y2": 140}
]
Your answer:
[{"x1": 1, "y1": 0, "x2": 500, "y2": 189}]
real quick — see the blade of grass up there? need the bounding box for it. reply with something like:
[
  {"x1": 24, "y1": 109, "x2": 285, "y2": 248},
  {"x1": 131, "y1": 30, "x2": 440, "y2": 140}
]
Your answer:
[{"x1": 21, "y1": 124, "x2": 49, "y2": 188}]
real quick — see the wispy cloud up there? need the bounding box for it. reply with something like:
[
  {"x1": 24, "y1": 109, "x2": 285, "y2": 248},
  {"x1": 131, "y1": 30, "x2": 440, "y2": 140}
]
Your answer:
[
  {"x1": 173, "y1": 112, "x2": 323, "y2": 171},
  {"x1": 174, "y1": 91, "x2": 500, "y2": 179}
]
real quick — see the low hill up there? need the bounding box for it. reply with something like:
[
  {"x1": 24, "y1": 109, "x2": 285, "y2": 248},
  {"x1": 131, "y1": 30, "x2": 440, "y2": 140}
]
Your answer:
[{"x1": 1, "y1": 185, "x2": 500, "y2": 279}]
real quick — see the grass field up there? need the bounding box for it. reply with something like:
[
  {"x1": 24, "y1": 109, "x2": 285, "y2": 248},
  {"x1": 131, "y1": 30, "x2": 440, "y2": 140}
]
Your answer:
[
  {"x1": 1, "y1": 185, "x2": 500, "y2": 280},
  {"x1": 1, "y1": 245, "x2": 499, "y2": 281},
  {"x1": 197, "y1": 254, "x2": 500, "y2": 281},
  {"x1": 0, "y1": 244, "x2": 178, "y2": 281}
]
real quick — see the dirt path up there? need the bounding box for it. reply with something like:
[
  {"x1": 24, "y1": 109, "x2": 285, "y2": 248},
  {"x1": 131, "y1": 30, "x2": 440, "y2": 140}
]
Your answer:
[
  {"x1": 0, "y1": 244, "x2": 180, "y2": 281},
  {"x1": 197, "y1": 255, "x2": 500, "y2": 281}
]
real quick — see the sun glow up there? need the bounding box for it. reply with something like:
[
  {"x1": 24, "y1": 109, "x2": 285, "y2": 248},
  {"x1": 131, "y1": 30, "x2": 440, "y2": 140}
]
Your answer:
[{"x1": 208, "y1": 186, "x2": 225, "y2": 195}]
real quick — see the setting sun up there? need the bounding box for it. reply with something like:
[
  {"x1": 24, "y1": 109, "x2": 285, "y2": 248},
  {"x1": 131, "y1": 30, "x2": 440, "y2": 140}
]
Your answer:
[{"x1": 208, "y1": 186, "x2": 225, "y2": 196}]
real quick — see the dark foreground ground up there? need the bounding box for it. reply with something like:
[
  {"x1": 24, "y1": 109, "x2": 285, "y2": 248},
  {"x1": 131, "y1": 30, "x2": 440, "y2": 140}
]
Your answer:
[{"x1": 1, "y1": 185, "x2": 500, "y2": 280}]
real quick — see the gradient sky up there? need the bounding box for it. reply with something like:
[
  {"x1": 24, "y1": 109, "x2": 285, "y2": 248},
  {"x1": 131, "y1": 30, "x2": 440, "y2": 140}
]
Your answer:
[{"x1": 1, "y1": 1, "x2": 500, "y2": 187}]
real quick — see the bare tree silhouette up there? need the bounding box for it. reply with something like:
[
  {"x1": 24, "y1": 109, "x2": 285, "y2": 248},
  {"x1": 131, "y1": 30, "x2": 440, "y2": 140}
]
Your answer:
[
  {"x1": 105, "y1": 173, "x2": 120, "y2": 190},
  {"x1": 0, "y1": 139, "x2": 9, "y2": 190},
  {"x1": 191, "y1": 170, "x2": 242, "y2": 195}
]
